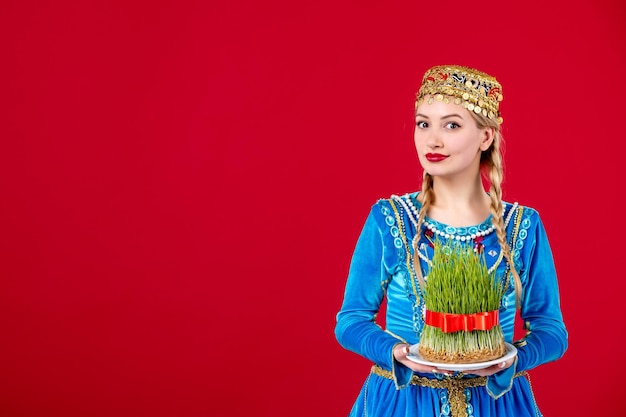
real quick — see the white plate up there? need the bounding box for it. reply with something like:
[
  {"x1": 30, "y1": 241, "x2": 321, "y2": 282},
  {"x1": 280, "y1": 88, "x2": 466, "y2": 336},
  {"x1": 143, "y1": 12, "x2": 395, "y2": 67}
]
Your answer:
[{"x1": 407, "y1": 342, "x2": 517, "y2": 371}]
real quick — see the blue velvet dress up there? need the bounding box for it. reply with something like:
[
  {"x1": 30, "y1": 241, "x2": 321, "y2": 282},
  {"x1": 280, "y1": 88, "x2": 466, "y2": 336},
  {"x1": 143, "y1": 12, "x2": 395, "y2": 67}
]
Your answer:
[{"x1": 335, "y1": 193, "x2": 568, "y2": 417}]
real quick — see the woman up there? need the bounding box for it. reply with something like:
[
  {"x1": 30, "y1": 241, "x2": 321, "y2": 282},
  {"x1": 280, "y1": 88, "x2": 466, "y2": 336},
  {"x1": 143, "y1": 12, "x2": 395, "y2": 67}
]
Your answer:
[{"x1": 335, "y1": 65, "x2": 568, "y2": 417}]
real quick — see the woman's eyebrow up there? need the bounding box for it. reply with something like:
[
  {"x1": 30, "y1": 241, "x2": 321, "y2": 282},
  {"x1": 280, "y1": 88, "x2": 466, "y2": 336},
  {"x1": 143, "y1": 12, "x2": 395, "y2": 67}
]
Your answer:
[
  {"x1": 441, "y1": 114, "x2": 463, "y2": 119},
  {"x1": 415, "y1": 113, "x2": 463, "y2": 119}
]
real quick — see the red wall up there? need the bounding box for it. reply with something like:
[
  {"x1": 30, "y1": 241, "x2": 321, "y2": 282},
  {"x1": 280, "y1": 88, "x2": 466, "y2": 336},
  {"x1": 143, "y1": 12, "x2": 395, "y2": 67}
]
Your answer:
[{"x1": 2, "y1": 1, "x2": 625, "y2": 416}]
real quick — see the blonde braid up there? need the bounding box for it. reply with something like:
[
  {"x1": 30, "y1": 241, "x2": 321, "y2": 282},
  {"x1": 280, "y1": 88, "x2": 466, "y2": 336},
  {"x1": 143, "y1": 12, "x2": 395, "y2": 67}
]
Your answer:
[
  {"x1": 481, "y1": 124, "x2": 523, "y2": 309},
  {"x1": 413, "y1": 110, "x2": 522, "y2": 309},
  {"x1": 412, "y1": 172, "x2": 434, "y2": 289}
]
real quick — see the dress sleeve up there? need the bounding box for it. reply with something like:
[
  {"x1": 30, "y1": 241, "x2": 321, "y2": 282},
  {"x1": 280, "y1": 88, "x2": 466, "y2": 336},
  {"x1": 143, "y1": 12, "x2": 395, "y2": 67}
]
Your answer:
[
  {"x1": 334, "y1": 202, "x2": 410, "y2": 387},
  {"x1": 514, "y1": 210, "x2": 569, "y2": 371},
  {"x1": 487, "y1": 209, "x2": 568, "y2": 398}
]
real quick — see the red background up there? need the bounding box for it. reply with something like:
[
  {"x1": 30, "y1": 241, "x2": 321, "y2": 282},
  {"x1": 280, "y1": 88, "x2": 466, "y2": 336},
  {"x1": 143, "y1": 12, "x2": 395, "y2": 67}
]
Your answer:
[{"x1": 2, "y1": 1, "x2": 625, "y2": 416}]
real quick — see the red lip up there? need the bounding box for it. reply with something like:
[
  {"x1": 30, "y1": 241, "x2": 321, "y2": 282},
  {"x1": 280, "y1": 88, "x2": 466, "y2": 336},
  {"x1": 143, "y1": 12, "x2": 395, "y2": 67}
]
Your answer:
[{"x1": 425, "y1": 153, "x2": 448, "y2": 162}]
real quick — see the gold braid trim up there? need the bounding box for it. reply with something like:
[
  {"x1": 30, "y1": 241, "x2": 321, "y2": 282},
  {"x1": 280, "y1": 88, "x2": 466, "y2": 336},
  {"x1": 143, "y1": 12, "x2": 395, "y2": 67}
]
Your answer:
[
  {"x1": 502, "y1": 206, "x2": 523, "y2": 295},
  {"x1": 388, "y1": 199, "x2": 420, "y2": 303},
  {"x1": 371, "y1": 365, "x2": 527, "y2": 417}
]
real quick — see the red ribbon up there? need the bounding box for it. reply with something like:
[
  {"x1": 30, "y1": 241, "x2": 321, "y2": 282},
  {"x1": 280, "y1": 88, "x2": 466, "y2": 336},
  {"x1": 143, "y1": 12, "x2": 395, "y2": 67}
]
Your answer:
[{"x1": 424, "y1": 309, "x2": 500, "y2": 333}]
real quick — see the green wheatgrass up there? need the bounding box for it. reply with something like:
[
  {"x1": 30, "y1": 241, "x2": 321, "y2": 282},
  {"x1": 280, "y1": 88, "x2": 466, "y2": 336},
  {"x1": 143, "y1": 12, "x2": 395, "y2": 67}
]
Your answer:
[{"x1": 419, "y1": 238, "x2": 505, "y2": 362}]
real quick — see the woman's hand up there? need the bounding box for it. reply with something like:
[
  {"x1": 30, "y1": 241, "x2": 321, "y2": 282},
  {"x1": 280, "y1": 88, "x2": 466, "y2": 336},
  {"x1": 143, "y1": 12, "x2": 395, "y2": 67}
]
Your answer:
[
  {"x1": 393, "y1": 344, "x2": 515, "y2": 377},
  {"x1": 464, "y1": 357, "x2": 515, "y2": 376},
  {"x1": 393, "y1": 343, "x2": 454, "y2": 376}
]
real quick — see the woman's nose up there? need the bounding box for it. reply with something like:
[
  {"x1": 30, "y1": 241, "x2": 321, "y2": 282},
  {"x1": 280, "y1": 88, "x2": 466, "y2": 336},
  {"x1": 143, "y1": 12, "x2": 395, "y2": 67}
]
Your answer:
[{"x1": 426, "y1": 131, "x2": 442, "y2": 148}]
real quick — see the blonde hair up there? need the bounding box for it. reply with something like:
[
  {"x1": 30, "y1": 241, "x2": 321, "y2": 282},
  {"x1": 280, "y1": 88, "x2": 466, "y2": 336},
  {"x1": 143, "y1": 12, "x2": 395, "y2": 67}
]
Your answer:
[{"x1": 412, "y1": 111, "x2": 523, "y2": 309}]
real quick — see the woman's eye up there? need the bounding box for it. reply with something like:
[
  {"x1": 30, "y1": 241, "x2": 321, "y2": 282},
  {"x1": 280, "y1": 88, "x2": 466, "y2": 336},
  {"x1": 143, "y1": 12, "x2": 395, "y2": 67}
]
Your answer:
[
  {"x1": 445, "y1": 122, "x2": 461, "y2": 129},
  {"x1": 416, "y1": 121, "x2": 428, "y2": 128}
]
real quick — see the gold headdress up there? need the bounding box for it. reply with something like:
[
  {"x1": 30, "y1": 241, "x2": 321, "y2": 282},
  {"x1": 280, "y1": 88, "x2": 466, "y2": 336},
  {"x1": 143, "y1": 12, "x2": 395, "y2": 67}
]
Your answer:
[{"x1": 416, "y1": 65, "x2": 504, "y2": 124}]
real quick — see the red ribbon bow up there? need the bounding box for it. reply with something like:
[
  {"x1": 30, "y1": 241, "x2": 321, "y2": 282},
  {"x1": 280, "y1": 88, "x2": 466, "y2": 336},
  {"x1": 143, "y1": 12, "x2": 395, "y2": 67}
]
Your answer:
[{"x1": 424, "y1": 309, "x2": 500, "y2": 333}]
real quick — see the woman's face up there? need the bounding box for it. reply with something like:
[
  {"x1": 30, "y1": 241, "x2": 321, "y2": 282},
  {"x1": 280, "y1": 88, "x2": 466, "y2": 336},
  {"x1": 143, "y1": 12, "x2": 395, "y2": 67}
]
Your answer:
[{"x1": 414, "y1": 97, "x2": 493, "y2": 180}]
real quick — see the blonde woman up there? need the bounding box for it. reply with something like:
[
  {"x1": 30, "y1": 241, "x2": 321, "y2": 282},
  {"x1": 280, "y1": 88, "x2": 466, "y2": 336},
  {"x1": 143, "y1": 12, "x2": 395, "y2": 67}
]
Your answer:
[{"x1": 335, "y1": 65, "x2": 568, "y2": 417}]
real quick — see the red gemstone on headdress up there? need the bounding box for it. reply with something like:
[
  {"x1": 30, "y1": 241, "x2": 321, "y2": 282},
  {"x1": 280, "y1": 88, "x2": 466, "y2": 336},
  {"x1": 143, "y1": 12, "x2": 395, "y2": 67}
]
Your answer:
[
  {"x1": 438, "y1": 72, "x2": 449, "y2": 80},
  {"x1": 488, "y1": 87, "x2": 500, "y2": 98}
]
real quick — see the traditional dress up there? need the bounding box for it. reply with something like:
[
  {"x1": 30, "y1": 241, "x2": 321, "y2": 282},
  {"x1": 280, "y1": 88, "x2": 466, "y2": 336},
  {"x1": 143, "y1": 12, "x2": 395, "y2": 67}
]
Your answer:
[{"x1": 335, "y1": 192, "x2": 568, "y2": 417}]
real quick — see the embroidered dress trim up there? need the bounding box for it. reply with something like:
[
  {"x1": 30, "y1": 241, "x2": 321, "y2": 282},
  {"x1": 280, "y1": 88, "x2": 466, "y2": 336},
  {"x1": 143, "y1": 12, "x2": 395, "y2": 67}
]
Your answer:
[
  {"x1": 388, "y1": 199, "x2": 425, "y2": 335},
  {"x1": 371, "y1": 365, "x2": 527, "y2": 417},
  {"x1": 500, "y1": 206, "x2": 524, "y2": 297},
  {"x1": 388, "y1": 199, "x2": 420, "y2": 301}
]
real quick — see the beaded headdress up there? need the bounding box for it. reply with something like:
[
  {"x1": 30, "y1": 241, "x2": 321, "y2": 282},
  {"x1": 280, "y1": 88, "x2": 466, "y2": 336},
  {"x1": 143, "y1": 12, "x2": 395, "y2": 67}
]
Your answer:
[{"x1": 416, "y1": 65, "x2": 504, "y2": 124}]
